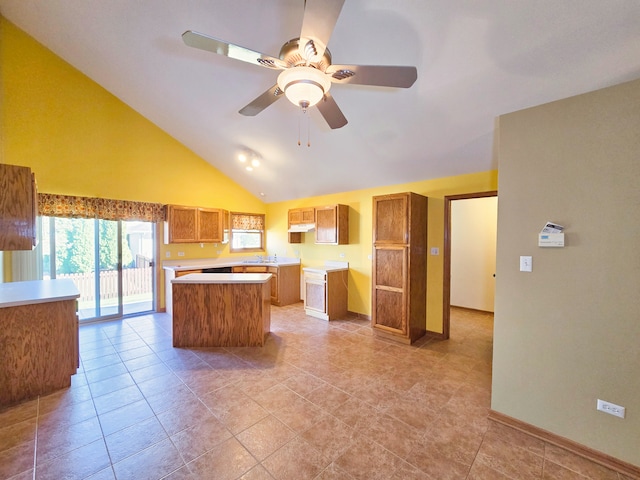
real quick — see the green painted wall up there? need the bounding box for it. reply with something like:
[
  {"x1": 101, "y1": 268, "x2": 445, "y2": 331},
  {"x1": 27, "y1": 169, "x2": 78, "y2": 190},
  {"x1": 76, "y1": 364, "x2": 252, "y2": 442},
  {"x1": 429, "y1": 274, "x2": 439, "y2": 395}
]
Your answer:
[{"x1": 493, "y1": 78, "x2": 640, "y2": 466}]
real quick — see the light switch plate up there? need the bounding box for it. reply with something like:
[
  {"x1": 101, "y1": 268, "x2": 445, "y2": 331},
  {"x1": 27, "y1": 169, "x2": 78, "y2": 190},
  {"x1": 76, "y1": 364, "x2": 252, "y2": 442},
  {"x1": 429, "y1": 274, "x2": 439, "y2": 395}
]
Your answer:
[{"x1": 520, "y1": 256, "x2": 532, "y2": 272}]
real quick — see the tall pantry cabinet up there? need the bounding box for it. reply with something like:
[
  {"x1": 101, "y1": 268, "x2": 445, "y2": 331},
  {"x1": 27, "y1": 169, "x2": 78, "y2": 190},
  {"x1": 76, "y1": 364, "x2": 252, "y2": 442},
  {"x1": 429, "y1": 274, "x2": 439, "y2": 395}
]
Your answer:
[{"x1": 371, "y1": 192, "x2": 428, "y2": 344}]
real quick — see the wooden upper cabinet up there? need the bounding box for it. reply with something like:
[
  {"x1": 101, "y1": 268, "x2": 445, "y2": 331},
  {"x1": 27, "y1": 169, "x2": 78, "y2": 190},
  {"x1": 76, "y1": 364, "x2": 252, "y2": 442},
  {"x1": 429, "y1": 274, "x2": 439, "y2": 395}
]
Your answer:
[
  {"x1": 0, "y1": 163, "x2": 37, "y2": 251},
  {"x1": 164, "y1": 205, "x2": 226, "y2": 244},
  {"x1": 198, "y1": 208, "x2": 223, "y2": 243},
  {"x1": 288, "y1": 207, "x2": 315, "y2": 225},
  {"x1": 373, "y1": 193, "x2": 408, "y2": 244},
  {"x1": 315, "y1": 204, "x2": 349, "y2": 245},
  {"x1": 165, "y1": 205, "x2": 198, "y2": 243}
]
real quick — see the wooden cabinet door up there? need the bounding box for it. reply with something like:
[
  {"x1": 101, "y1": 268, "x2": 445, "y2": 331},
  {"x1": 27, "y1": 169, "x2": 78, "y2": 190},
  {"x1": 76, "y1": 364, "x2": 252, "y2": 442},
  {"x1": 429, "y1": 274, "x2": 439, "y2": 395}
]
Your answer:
[
  {"x1": 270, "y1": 272, "x2": 278, "y2": 304},
  {"x1": 198, "y1": 208, "x2": 222, "y2": 243},
  {"x1": 315, "y1": 205, "x2": 348, "y2": 244},
  {"x1": 301, "y1": 207, "x2": 315, "y2": 223},
  {"x1": 0, "y1": 164, "x2": 37, "y2": 250},
  {"x1": 315, "y1": 207, "x2": 337, "y2": 244},
  {"x1": 372, "y1": 246, "x2": 407, "y2": 335},
  {"x1": 165, "y1": 205, "x2": 198, "y2": 243},
  {"x1": 288, "y1": 209, "x2": 303, "y2": 225},
  {"x1": 373, "y1": 194, "x2": 408, "y2": 244},
  {"x1": 289, "y1": 207, "x2": 315, "y2": 225},
  {"x1": 305, "y1": 273, "x2": 327, "y2": 313}
]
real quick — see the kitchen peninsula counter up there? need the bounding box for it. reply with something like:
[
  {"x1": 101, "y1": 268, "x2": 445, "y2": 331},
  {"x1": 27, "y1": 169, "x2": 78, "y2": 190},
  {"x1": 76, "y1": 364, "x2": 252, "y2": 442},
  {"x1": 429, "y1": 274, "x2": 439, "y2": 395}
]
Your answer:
[
  {"x1": 0, "y1": 279, "x2": 80, "y2": 407},
  {"x1": 163, "y1": 257, "x2": 301, "y2": 313},
  {"x1": 171, "y1": 273, "x2": 272, "y2": 347}
]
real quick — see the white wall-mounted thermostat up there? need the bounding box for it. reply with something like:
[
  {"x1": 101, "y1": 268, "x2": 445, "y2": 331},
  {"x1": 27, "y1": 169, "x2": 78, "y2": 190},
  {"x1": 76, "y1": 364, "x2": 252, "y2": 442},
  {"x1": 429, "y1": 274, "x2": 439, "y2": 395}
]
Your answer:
[{"x1": 539, "y1": 222, "x2": 565, "y2": 247}]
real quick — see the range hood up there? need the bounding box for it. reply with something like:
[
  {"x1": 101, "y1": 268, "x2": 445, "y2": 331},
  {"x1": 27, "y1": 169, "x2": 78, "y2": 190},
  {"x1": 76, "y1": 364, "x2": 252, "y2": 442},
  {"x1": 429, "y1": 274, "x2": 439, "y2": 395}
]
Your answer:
[{"x1": 287, "y1": 223, "x2": 315, "y2": 233}]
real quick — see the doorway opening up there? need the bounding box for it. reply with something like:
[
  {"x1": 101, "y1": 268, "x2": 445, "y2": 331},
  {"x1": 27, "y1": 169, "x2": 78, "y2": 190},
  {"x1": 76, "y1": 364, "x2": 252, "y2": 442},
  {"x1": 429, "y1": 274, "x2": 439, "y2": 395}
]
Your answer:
[
  {"x1": 40, "y1": 216, "x2": 156, "y2": 322},
  {"x1": 443, "y1": 191, "x2": 497, "y2": 339}
]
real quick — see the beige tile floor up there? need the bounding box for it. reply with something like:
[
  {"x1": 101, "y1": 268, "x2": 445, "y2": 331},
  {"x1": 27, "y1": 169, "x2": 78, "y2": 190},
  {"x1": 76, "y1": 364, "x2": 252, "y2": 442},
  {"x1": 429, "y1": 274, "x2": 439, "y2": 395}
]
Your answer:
[{"x1": 0, "y1": 305, "x2": 631, "y2": 479}]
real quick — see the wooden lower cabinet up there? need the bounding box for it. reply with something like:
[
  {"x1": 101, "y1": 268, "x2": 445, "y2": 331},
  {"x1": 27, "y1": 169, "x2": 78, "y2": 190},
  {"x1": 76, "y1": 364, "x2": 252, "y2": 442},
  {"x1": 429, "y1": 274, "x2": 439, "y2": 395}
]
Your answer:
[
  {"x1": 172, "y1": 280, "x2": 270, "y2": 347},
  {"x1": 164, "y1": 269, "x2": 203, "y2": 315},
  {"x1": 0, "y1": 299, "x2": 79, "y2": 407},
  {"x1": 232, "y1": 264, "x2": 300, "y2": 306},
  {"x1": 303, "y1": 269, "x2": 348, "y2": 321}
]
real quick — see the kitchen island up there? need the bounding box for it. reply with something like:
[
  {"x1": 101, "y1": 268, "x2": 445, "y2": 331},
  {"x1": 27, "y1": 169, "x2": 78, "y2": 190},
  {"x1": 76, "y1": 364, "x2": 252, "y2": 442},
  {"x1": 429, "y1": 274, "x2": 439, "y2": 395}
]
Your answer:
[
  {"x1": 172, "y1": 273, "x2": 271, "y2": 347},
  {"x1": 0, "y1": 279, "x2": 80, "y2": 407},
  {"x1": 163, "y1": 256, "x2": 301, "y2": 314}
]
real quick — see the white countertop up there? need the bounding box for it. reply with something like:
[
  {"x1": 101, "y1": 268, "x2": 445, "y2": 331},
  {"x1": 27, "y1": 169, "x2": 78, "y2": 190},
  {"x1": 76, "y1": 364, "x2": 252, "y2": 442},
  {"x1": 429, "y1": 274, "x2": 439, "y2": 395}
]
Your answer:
[
  {"x1": 171, "y1": 273, "x2": 272, "y2": 284},
  {"x1": 0, "y1": 279, "x2": 81, "y2": 308},
  {"x1": 302, "y1": 261, "x2": 349, "y2": 274},
  {"x1": 302, "y1": 267, "x2": 349, "y2": 273},
  {"x1": 163, "y1": 257, "x2": 300, "y2": 272}
]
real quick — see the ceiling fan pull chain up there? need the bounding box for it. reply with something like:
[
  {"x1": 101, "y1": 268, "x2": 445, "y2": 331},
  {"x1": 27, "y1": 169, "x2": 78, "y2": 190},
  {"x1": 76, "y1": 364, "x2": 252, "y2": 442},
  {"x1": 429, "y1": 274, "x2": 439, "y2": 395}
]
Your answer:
[
  {"x1": 297, "y1": 111, "x2": 302, "y2": 146},
  {"x1": 307, "y1": 111, "x2": 311, "y2": 147}
]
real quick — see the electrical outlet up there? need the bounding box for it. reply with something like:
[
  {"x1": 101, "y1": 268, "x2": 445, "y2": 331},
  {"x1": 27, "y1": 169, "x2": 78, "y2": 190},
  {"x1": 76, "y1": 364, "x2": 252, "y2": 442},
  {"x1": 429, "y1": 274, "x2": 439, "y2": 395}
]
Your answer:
[
  {"x1": 339, "y1": 253, "x2": 345, "y2": 258},
  {"x1": 597, "y1": 399, "x2": 626, "y2": 418},
  {"x1": 430, "y1": 247, "x2": 440, "y2": 256},
  {"x1": 178, "y1": 252, "x2": 185, "y2": 257},
  {"x1": 165, "y1": 251, "x2": 171, "y2": 258}
]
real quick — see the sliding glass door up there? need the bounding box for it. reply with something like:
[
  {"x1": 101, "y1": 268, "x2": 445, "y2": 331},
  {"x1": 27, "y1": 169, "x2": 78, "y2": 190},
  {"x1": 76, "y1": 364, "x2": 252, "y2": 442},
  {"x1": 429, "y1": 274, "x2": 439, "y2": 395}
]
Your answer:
[{"x1": 40, "y1": 217, "x2": 154, "y2": 322}]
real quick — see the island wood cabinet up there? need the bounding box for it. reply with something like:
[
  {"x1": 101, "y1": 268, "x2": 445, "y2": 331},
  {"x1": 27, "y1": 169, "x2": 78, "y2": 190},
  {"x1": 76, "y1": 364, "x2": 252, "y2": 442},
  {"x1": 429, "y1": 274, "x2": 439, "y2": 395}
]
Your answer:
[
  {"x1": 172, "y1": 275, "x2": 271, "y2": 347},
  {"x1": 315, "y1": 204, "x2": 349, "y2": 245},
  {"x1": 0, "y1": 280, "x2": 79, "y2": 407},
  {"x1": 165, "y1": 269, "x2": 203, "y2": 315},
  {"x1": 371, "y1": 192, "x2": 427, "y2": 344},
  {"x1": 304, "y1": 269, "x2": 348, "y2": 321},
  {"x1": 232, "y1": 264, "x2": 300, "y2": 306},
  {"x1": 0, "y1": 163, "x2": 37, "y2": 251},
  {"x1": 164, "y1": 205, "x2": 227, "y2": 244}
]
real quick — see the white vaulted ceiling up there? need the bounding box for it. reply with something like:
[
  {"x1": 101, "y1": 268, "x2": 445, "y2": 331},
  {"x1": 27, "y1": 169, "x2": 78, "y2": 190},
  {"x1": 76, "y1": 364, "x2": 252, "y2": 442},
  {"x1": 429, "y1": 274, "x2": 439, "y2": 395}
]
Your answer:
[{"x1": 1, "y1": 0, "x2": 639, "y2": 202}]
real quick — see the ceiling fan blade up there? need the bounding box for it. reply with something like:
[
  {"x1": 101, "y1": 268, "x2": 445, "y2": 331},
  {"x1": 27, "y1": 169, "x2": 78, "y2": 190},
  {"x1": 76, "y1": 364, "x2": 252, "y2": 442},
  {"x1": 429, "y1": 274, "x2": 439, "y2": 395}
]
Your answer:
[
  {"x1": 239, "y1": 85, "x2": 284, "y2": 116},
  {"x1": 300, "y1": 0, "x2": 345, "y2": 60},
  {"x1": 316, "y1": 92, "x2": 348, "y2": 129},
  {"x1": 182, "y1": 30, "x2": 286, "y2": 70},
  {"x1": 326, "y1": 64, "x2": 417, "y2": 88}
]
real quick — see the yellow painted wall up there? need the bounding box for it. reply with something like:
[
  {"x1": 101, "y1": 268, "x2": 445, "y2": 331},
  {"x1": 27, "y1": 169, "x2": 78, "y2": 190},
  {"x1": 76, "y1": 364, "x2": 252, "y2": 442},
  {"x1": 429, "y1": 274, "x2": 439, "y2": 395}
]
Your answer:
[
  {"x1": 1, "y1": 17, "x2": 498, "y2": 334},
  {"x1": 0, "y1": 17, "x2": 265, "y2": 284},
  {"x1": 266, "y1": 170, "x2": 498, "y2": 333}
]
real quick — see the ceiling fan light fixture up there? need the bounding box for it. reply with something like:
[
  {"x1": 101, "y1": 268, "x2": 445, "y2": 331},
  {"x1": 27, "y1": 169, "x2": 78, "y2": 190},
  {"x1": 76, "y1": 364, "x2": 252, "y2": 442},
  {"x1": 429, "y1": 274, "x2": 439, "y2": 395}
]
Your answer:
[{"x1": 277, "y1": 66, "x2": 331, "y2": 109}]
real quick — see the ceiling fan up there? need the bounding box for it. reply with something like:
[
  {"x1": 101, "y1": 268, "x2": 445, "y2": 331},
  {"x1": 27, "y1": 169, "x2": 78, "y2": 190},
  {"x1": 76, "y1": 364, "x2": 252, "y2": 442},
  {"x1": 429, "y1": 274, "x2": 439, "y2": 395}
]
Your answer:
[{"x1": 182, "y1": 0, "x2": 417, "y2": 129}]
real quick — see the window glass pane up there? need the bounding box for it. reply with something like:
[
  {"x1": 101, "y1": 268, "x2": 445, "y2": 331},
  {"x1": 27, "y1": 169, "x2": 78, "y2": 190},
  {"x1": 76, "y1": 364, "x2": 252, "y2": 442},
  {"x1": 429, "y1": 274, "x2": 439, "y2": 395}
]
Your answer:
[
  {"x1": 230, "y1": 212, "x2": 265, "y2": 252},
  {"x1": 231, "y1": 231, "x2": 262, "y2": 250}
]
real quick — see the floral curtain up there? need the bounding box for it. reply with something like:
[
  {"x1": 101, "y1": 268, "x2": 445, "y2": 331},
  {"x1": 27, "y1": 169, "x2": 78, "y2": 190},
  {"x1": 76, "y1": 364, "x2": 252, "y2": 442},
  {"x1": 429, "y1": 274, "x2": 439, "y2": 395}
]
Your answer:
[
  {"x1": 38, "y1": 193, "x2": 165, "y2": 222},
  {"x1": 231, "y1": 212, "x2": 264, "y2": 230}
]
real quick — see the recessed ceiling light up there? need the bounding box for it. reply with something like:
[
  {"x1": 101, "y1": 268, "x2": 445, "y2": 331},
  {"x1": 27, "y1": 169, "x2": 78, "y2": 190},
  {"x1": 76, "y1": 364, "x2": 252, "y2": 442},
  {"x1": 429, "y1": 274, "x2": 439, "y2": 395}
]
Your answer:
[
  {"x1": 251, "y1": 158, "x2": 260, "y2": 167},
  {"x1": 238, "y1": 153, "x2": 247, "y2": 163},
  {"x1": 245, "y1": 166, "x2": 253, "y2": 171}
]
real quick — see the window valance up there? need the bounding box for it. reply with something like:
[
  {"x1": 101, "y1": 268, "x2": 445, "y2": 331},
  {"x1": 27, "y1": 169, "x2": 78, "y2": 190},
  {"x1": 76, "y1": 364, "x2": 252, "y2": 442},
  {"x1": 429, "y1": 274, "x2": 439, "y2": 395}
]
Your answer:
[
  {"x1": 38, "y1": 193, "x2": 165, "y2": 222},
  {"x1": 231, "y1": 212, "x2": 264, "y2": 230}
]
